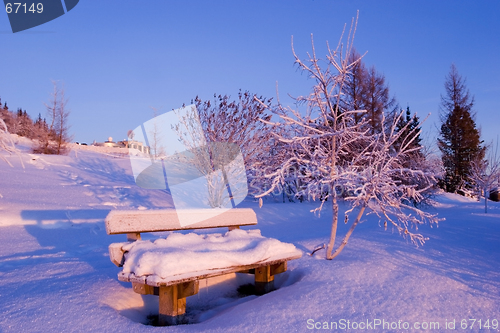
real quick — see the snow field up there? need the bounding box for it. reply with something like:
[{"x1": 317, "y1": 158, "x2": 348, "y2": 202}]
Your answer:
[{"x1": 0, "y1": 141, "x2": 499, "y2": 332}]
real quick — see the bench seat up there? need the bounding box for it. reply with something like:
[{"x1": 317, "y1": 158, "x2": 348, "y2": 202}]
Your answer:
[{"x1": 118, "y1": 251, "x2": 302, "y2": 287}]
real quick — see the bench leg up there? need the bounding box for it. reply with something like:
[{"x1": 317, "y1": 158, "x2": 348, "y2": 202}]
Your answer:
[
  {"x1": 157, "y1": 281, "x2": 199, "y2": 326},
  {"x1": 158, "y1": 285, "x2": 186, "y2": 325},
  {"x1": 254, "y1": 265, "x2": 275, "y2": 295}
]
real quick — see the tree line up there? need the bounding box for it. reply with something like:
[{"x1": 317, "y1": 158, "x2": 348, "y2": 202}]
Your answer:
[
  {"x1": 437, "y1": 64, "x2": 499, "y2": 212},
  {"x1": 189, "y1": 51, "x2": 496, "y2": 208},
  {"x1": 0, "y1": 81, "x2": 71, "y2": 155},
  {"x1": 190, "y1": 56, "x2": 430, "y2": 203},
  {"x1": 183, "y1": 19, "x2": 496, "y2": 258}
]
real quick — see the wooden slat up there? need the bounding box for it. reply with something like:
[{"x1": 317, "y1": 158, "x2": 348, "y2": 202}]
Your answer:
[
  {"x1": 270, "y1": 261, "x2": 287, "y2": 276},
  {"x1": 129, "y1": 274, "x2": 147, "y2": 285},
  {"x1": 108, "y1": 242, "x2": 128, "y2": 267},
  {"x1": 119, "y1": 252, "x2": 302, "y2": 287},
  {"x1": 118, "y1": 271, "x2": 132, "y2": 282},
  {"x1": 240, "y1": 262, "x2": 288, "y2": 276},
  {"x1": 177, "y1": 281, "x2": 199, "y2": 299},
  {"x1": 132, "y1": 282, "x2": 158, "y2": 295},
  {"x1": 105, "y1": 208, "x2": 257, "y2": 235}
]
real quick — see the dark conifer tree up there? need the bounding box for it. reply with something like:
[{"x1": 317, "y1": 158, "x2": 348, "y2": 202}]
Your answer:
[
  {"x1": 438, "y1": 64, "x2": 484, "y2": 193},
  {"x1": 395, "y1": 106, "x2": 422, "y2": 157}
]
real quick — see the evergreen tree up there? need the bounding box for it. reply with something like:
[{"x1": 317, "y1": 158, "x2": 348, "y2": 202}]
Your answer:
[
  {"x1": 438, "y1": 64, "x2": 484, "y2": 193},
  {"x1": 392, "y1": 106, "x2": 429, "y2": 199},
  {"x1": 16, "y1": 109, "x2": 33, "y2": 138},
  {"x1": 395, "y1": 106, "x2": 422, "y2": 158}
]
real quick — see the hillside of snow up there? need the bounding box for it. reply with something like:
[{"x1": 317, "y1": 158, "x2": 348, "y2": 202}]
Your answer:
[{"x1": 0, "y1": 139, "x2": 499, "y2": 332}]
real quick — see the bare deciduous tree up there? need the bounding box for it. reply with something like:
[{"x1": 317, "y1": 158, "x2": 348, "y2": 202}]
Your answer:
[
  {"x1": 33, "y1": 81, "x2": 72, "y2": 155},
  {"x1": 172, "y1": 105, "x2": 248, "y2": 209},
  {"x1": 255, "y1": 15, "x2": 441, "y2": 260},
  {"x1": 194, "y1": 91, "x2": 273, "y2": 169},
  {"x1": 363, "y1": 66, "x2": 398, "y2": 134},
  {"x1": 148, "y1": 107, "x2": 166, "y2": 160}
]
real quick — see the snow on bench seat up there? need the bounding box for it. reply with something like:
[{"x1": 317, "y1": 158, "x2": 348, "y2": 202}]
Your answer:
[
  {"x1": 119, "y1": 254, "x2": 301, "y2": 287},
  {"x1": 117, "y1": 229, "x2": 302, "y2": 287}
]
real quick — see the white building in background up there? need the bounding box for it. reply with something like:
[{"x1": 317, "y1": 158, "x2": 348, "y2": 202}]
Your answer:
[
  {"x1": 92, "y1": 136, "x2": 150, "y2": 155},
  {"x1": 124, "y1": 139, "x2": 150, "y2": 154}
]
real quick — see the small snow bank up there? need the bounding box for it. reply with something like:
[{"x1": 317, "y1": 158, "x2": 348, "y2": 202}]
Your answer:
[
  {"x1": 122, "y1": 229, "x2": 301, "y2": 278},
  {"x1": 428, "y1": 191, "x2": 481, "y2": 208},
  {"x1": 11, "y1": 134, "x2": 35, "y2": 152},
  {"x1": 73, "y1": 143, "x2": 130, "y2": 158},
  {"x1": 437, "y1": 191, "x2": 478, "y2": 203},
  {"x1": 0, "y1": 132, "x2": 33, "y2": 153}
]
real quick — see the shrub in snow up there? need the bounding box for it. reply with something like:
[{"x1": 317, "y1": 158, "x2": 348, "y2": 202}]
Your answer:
[
  {"x1": 470, "y1": 141, "x2": 500, "y2": 213},
  {"x1": 0, "y1": 117, "x2": 24, "y2": 197},
  {"x1": 0, "y1": 118, "x2": 22, "y2": 167},
  {"x1": 255, "y1": 15, "x2": 442, "y2": 259}
]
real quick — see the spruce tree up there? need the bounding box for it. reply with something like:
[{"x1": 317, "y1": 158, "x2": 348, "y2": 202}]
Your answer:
[
  {"x1": 438, "y1": 64, "x2": 484, "y2": 193},
  {"x1": 395, "y1": 106, "x2": 422, "y2": 161}
]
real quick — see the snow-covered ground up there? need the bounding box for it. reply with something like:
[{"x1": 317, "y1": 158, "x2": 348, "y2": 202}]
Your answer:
[{"x1": 1, "y1": 138, "x2": 499, "y2": 332}]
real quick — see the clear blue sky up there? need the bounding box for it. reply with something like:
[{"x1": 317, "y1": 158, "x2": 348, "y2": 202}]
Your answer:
[{"x1": 1, "y1": 1, "x2": 499, "y2": 148}]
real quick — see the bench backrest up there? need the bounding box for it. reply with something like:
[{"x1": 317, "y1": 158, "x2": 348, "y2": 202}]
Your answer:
[{"x1": 105, "y1": 208, "x2": 258, "y2": 236}]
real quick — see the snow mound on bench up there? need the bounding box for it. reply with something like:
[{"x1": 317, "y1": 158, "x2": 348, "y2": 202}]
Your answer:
[{"x1": 121, "y1": 229, "x2": 301, "y2": 278}]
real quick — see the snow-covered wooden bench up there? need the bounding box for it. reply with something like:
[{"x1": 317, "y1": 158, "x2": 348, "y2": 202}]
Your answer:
[{"x1": 105, "y1": 208, "x2": 301, "y2": 325}]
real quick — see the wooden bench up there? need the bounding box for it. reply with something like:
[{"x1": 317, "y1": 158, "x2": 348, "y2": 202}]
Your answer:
[{"x1": 105, "y1": 208, "x2": 301, "y2": 325}]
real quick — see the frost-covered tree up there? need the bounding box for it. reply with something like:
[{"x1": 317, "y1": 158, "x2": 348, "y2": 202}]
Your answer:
[
  {"x1": 0, "y1": 102, "x2": 16, "y2": 134},
  {"x1": 470, "y1": 141, "x2": 500, "y2": 213},
  {"x1": 191, "y1": 92, "x2": 275, "y2": 199},
  {"x1": 15, "y1": 109, "x2": 33, "y2": 138},
  {"x1": 0, "y1": 117, "x2": 23, "y2": 197},
  {"x1": 33, "y1": 113, "x2": 49, "y2": 141},
  {"x1": 193, "y1": 91, "x2": 273, "y2": 169},
  {"x1": 395, "y1": 107, "x2": 422, "y2": 156},
  {"x1": 256, "y1": 16, "x2": 440, "y2": 259},
  {"x1": 392, "y1": 106, "x2": 430, "y2": 198},
  {"x1": 172, "y1": 105, "x2": 248, "y2": 209},
  {"x1": 0, "y1": 118, "x2": 17, "y2": 166}
]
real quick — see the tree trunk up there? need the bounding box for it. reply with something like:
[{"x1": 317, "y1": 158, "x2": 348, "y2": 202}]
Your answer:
[
  {"x1": 326, "y1": 197, "x2": 339, "y2": 259},
  {"x1": 484, "y1": 187, "x2": 488, "y2": 213},
  {"x1": 327, "y1": 204, "x2": 366, "y2": 260}
]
